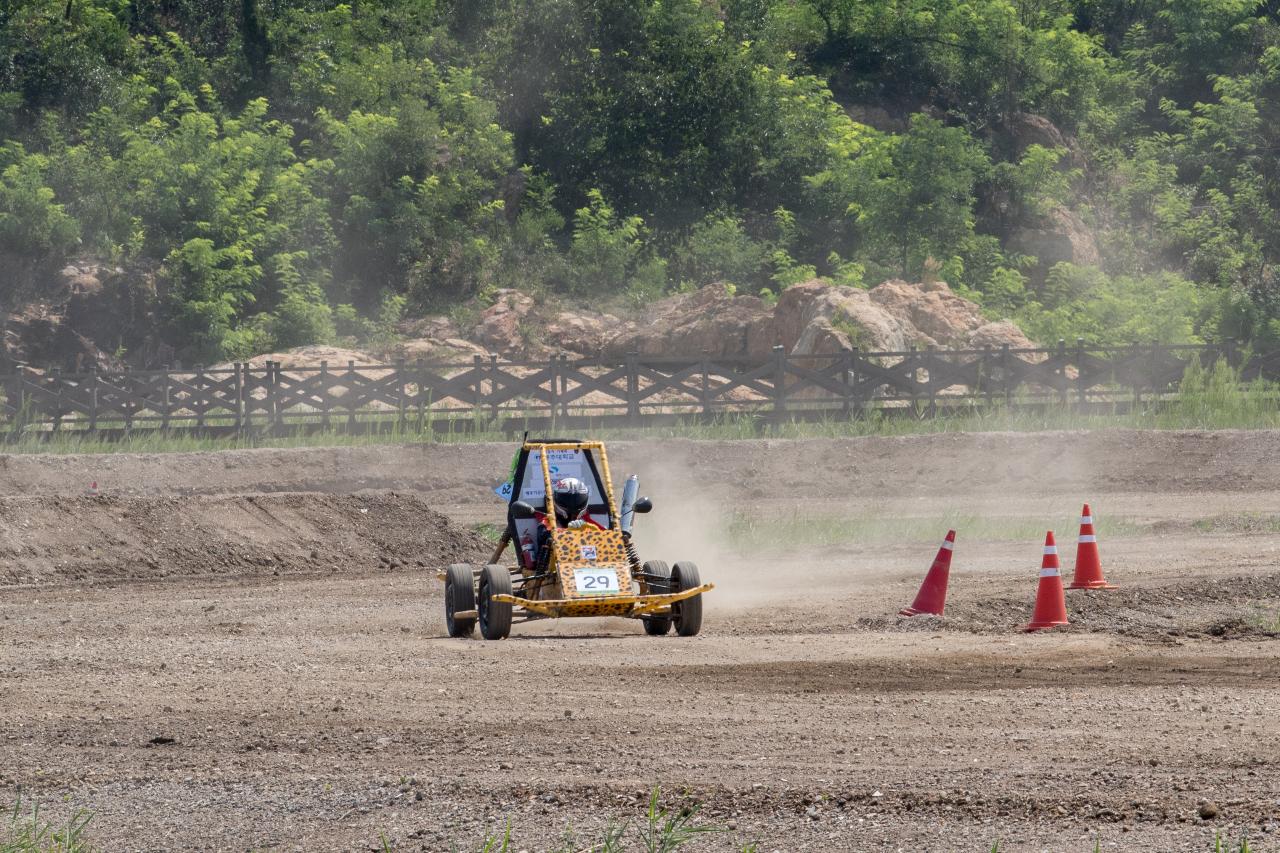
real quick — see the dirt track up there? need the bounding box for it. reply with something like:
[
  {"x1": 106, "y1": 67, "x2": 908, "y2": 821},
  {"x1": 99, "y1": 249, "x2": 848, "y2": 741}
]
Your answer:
[{"x1": 3, "y1": 431, "x2": 1280, "y2": 852}]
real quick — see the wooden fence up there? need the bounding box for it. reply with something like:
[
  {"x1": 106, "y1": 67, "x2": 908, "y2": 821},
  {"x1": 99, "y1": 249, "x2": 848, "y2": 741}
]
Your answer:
[{"x1": 0, "y1": 341, "x2": 1270, "y2": 437}]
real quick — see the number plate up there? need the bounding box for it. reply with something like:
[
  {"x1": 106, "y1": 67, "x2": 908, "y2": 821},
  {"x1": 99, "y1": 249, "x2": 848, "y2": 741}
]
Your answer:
[{"x1": 573, "y1": 567, "x2": 620, "y2": 596}]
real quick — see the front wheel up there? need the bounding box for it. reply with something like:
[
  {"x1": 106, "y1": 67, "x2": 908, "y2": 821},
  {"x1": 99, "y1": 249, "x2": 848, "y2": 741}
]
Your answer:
[
  {"x1": 479, "y1": 564, "x2": 513, "y2": 640},
  {"x1": 641, "y1": 560, "x2": 671, "y2": 636},
  {"x1": 671, "y1": 561, "x2": 703, "y2": 637},
  {"x1": 445, "y1": 564, "x2": 476, "y2": 638}
]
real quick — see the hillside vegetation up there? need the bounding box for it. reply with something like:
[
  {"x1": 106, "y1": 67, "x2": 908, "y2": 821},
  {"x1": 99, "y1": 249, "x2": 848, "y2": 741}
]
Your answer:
[{"x1": 2, "y1": 0, "x2": 1278, "y2": 365}]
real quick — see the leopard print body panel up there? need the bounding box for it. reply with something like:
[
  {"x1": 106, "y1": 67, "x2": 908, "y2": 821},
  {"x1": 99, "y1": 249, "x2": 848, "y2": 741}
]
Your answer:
[{"x1": 549, "y1": 526, "x2": 635, "y2": 616}]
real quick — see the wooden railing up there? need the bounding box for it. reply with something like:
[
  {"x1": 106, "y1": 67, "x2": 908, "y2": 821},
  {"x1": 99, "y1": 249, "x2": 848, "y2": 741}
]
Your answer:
[{"x1": 0, "y1": 341, "x2": 1269, "y2": 437}]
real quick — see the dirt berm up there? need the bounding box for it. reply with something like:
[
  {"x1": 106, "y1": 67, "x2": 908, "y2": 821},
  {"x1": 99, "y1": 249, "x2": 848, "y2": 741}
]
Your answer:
[{"x1": 0, "y1": 493, "x2": 488, "y2": 586}]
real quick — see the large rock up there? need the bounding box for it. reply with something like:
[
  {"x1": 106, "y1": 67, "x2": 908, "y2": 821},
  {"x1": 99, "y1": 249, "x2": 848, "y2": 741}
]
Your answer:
[
  {"x1": 868, "y1": 279, "x2": 988, "y2": 347},
  {"x1": 774, "y1": 280, "x2": 913, "y2": 354},
  {"x1": 771, "y1": 278, "x2": 1036, "y2": 358},
  {"x1": 474, "y1": 290, "x2": 536, "y2": 355},
  {"x1": 383, "y1": 337, "x2": 489, "y2": 363},
  {"x1": 1004, "y1": 112, "x2": 1088, "y2": 172},
  {"x1": 546, "y1": 310, "x2": 633, "y2": 357},
  {"x1": 396, "y1": 315, "x2": 460, "y2": 341},
  {"x1": 235, "y1": 345, "x2": 378, "y2": 369},
  {"x1": 968, "y1": 320, "x2": 1036, "y2": 351},
  {"x1": 1008, "y1": 207, "x2": 1101, "y2": 279},
  {"x1": 606, "y1": 284, "x2": 774, "y2": 359}
]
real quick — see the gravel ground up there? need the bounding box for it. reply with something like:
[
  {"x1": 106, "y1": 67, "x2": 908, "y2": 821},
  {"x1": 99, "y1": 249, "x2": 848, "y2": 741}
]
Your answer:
[{"x1": 2, "y1": 431, "x2": 1279, "y2": 852}]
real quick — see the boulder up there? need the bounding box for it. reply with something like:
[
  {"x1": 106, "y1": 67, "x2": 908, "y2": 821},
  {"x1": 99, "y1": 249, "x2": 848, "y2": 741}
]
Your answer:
[
  {"x1": 1005, "y1": 112, "x2": 1086, "y2": 171},
  {"x1": 774, "y1": 280, "x2": 913, "y2": 354},
  {"x1": 842, "y1": 103, "x2": 908, "y2": 134},
  {"x1": 606, "y1": 284, "x2": 774, "y2": 359},
  {"x1": 383, "y1": 337, "x2": 489, "y2": 363},
  {"x1": 868, "y1": 279, "x2": 987, "y2": 347},
  {"x1": 968, "y1": 320, "x2": 1036, "y2": 351},
  {"x1": 474, "y1": 290, "x2": 536, "y2": 355},
  {"x1": 545, "y1": 310, "x2": 632, "y2": 356},
  {"x1": 235, "y1": 345, "x2": 378, "y2": 369},
  {"x1": 396, "y1": 315, "x2": 460, "y2": 341},
  {"x1": 1008, "y1": 207, "x2": 1101, "y2": 278}
]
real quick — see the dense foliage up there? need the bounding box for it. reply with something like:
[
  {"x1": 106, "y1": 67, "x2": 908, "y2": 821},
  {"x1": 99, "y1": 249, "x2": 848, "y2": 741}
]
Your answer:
[{"x1": 5, "y1": 0, "x2": 1280, "y2": 362}]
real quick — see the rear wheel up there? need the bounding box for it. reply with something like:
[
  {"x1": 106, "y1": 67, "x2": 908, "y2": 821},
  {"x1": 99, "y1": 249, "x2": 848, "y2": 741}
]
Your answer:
[
  {"x1": 479, "y1": 564, "x2": 513, "y2": 640},
  {"x1": 671, "y1": 561, "x2": 703, "y2": 637},
  {"x1": 641, "y1": 560, "x2": 671, "y2": 636},
  {"x1": 445, "y1": 564, "x2": 476, "y2": 638}
]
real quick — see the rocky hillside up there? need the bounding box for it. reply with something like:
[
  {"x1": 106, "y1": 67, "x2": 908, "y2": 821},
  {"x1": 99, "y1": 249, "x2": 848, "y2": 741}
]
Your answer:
[{"x1": 3, "y1": 272, "x2": 1035, "y2": 372}]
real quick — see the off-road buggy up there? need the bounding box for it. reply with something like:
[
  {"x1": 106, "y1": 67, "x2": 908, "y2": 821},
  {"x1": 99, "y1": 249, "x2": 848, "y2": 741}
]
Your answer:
[{"x1": 441, "y1": 438, "x2": 713, "y2": 640}]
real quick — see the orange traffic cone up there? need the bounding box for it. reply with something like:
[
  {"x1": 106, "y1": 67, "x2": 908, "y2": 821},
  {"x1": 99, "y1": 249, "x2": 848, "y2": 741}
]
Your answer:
[
  {"x1": 899, "y1": 530, "x2": 956, "y2": 616},
  {"x1": 1024, "y1": 531, "x2": 1069, "y2": 631},
  {"x1": 1069, "y1": 503, "x2": 1116, "y2": 589}
]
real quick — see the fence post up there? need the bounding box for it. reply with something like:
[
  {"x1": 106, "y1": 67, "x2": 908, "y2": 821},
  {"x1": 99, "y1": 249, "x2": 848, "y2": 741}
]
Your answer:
[
  {"x1": 88, "y1": 365, "x2": 99, "y2": 432},
  {"x1": 1074, "y1": 337, "x2": 1087, "y2": 410},
  {"x1": 51, "y1": 367, "x2": 63, "y2": 433},
  {"x1": 559, "y1": 355, "x2": 571, "y2": 420},
  {"x1": 193, "y1": 364, "x2": 206, "y2": 430},
  {"x1": 414, "y1": 358, "x2": 426, "y2": 432},
  {"x1": 925, "y1": 347, "x2": 938, "y2": 417},
  {"x1": 471, "y1": 355, "x2": 485, "y2": 430},
  {"x1": 981, "y1": 346, "x2": 993, "y2": 409},
  {"x1": 488, "y1": 355, "x2": 500, "y2": 422},
  {"x1": 546, "y1": 354, "x2": 559, "y2": 427},
  {"x1": 626, "y1": 352, "x2": 640, "y2": 426},
  {"x1": 1056, "y1": 339, "x2": 1068, "y2": 406},
  {"x1": 396, "y1": 358, "x2": 408, "y2": 432},
  {"x1": 269, "y1": 361, "x2": 283, "y2": 434},
  {"x1": 1130, "y1": 341, "x2": 1142, "y2": 407},
  {"x1": 121, "y1": 364, "x2": 135, "y2": 433},
  {"x1": 844, "y1": 347, "x2": 859, "y2": 416},
  {"x1": 161, "y1": 366, "x2": 172, "y2": 431},
  {"x1": 772, "y1": 345, "x2": 787, "y2": 423},
  {"x1": 700, "y1": 349, "x2": 711, "y2": 416},
  {"x1": 1001, "y1": 344, "x2": 1012, "y2": 406},
  {"x1": 318, "y1": 361, "x2": 331, "y2": 430},
  {"x1": 233, "y1": 363, "x2": 244, "y2": 434},
  {"x1": 15, "y1": 367, "x2": 28, "y2": 431},
  {"x1": 346, "y1": 361, "x2": 358, "y2": 431}
]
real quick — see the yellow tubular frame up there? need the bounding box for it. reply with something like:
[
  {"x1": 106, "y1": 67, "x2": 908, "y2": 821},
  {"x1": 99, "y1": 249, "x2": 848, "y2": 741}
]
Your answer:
[{"x1": 531, "y1": 440, "x2": 619, "y2": 524}]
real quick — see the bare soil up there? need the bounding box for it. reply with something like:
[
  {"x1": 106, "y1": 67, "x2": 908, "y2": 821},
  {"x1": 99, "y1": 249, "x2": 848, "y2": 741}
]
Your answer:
[{"x1": 3, "y1": 431, "x2": 1280, "y2": 852}]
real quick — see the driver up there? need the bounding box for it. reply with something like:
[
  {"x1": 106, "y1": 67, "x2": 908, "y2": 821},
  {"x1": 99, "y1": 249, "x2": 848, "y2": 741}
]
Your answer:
[
  {"x1": 548, "y1": 477, "x2": 594, "y2": 529},
  {"x1": 532, "y1": 477, "x2": 603, "y2": 566}
]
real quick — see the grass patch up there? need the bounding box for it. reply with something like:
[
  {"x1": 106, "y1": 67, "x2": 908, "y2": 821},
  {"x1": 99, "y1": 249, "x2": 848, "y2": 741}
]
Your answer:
[
  {"x1": 1216, "y1": 832, "x2": 1253, "y2": 853},
  {"x1": 1246, "y1": 606, "x2": 1280, "y2": 633},
  {"x1": 722, "y1": 510, "x2": 1148, "y2": 551},
  {"x1": 470, "y1": 522, "x2": 505, "y2": 543},
  {"x1": 449, "y1": 787, "x2": 736, "y2": 852},
  {"x1": 1, "y1": 796, "x2": 94, "y2": 853},
  {"x1": 1192, "y1": 513, "x2": 1280, "y2": 534}
]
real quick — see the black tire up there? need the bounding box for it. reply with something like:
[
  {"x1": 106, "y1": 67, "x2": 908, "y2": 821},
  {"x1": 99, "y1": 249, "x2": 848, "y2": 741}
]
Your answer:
[
  {"x1": 671, "y1": 561, "x2": 703, "y2": 637},
  {"x1": 445, "y1": 564, "x2": 476, "y2": 638},
  {"x1": 641, "y1": 560, "x2": 671, "y2": 636},
  {"x1": 479, "y1": 564, "x2": 514, "y2": 640}
]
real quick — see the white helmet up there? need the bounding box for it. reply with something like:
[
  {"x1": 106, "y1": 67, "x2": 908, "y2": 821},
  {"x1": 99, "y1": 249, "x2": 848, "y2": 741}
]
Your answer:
[{"x1": 552, "y1": 477, "x2": 590, "y2": 519}]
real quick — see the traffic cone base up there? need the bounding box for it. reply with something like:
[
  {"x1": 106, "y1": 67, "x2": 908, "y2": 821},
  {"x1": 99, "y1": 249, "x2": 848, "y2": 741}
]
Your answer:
[
  {"x1": 1068, "y1": 503, "x2": 1116, "y2": 589},
  {"x1": 899, "y1": 530, "x2": 955, "y2": 617},
  {"x1": 1024, "y1": 531, "x2": 1070, "y2": 632}
]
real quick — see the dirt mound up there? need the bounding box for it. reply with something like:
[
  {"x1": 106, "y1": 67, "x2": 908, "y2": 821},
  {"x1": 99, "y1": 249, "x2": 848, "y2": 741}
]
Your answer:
[{"x1": 0, "y1": 492, "x2": 488, "y2": 586}]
